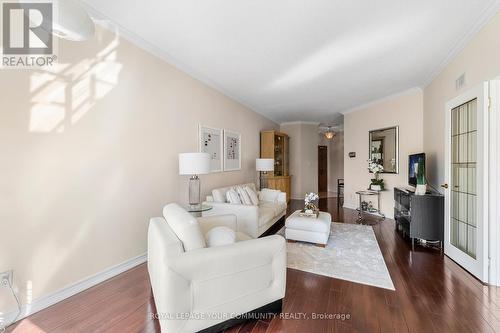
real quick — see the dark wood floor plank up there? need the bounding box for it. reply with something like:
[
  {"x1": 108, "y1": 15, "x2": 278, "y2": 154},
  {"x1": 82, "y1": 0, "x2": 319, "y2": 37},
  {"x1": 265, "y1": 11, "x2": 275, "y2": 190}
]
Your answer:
[{"x1": 7, "y1": 197, "x2": 500, "y2": 333}]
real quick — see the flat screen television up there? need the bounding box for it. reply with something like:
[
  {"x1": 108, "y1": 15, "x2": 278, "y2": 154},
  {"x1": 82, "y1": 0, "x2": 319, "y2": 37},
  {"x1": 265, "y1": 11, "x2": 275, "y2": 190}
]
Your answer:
[{"x1": 409, "y1": 153, "x2": 425, "y2": 187}]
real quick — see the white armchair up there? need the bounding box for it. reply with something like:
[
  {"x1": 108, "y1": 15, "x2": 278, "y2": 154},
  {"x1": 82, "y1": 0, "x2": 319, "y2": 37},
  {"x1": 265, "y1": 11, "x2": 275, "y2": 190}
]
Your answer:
[
  {"x1": 148, "y1": 203, "x2": 286, "y2": 333},
  {"x1": 202, "y1": 183, "x2": 287, "y2": 238}
]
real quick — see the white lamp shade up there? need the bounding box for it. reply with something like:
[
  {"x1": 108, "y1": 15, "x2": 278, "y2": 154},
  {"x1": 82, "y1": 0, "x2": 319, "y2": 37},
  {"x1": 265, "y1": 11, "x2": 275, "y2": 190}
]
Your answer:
[
  {"x1": 179, "y1": 153, "x2": 211, "y2": 175},
  {"x1": 256, "y1": 158, "x2": 274, "y2": 172}
]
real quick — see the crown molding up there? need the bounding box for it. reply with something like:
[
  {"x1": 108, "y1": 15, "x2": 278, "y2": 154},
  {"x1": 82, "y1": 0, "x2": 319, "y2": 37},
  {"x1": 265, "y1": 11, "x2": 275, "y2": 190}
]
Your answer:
[
  {"x1": 340, "y1": 87, "x2": 422, "y2": 115},
  {"x1": 421, "y1": 1, "x2": 500, "y2": 88},
  {"x1": 79, "y1": 2, "x2": 279, "y2": 125}
]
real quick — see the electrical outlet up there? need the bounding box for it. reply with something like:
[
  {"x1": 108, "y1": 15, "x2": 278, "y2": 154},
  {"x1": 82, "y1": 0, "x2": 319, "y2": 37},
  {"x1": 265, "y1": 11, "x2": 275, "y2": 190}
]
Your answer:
[{"x1": 0, "y1": 270, "x2": 13, "y2": 288}]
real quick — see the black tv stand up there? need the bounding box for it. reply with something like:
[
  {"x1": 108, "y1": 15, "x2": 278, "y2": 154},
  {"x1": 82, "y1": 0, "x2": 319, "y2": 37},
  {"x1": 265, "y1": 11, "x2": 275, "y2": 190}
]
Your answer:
[{"x1": 394, "y1": 187, "x2": 444, "y2": 250}]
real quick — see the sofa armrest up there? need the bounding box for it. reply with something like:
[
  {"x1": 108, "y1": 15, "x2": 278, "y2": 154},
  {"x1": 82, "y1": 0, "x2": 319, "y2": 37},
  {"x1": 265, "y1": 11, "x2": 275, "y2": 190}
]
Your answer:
[
  {"x1": 202, "y1": 202, "x2": 259, "y2": 238},
  {"x1": 277, "y1": 192, "x2": 287, "y2": 203},
  {"x1": 197, "y1": 214, "x2": 237, "y2": 234}
]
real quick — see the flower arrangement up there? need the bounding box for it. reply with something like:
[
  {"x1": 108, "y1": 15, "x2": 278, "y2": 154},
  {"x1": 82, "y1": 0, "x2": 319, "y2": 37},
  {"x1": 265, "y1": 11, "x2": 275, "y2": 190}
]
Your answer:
[
  {"x1": 368, "y1": 159, "x2": 384, "y2": 190},
  {"x1": 304, "y1": 192, "x2": 319, "y2": 211}
]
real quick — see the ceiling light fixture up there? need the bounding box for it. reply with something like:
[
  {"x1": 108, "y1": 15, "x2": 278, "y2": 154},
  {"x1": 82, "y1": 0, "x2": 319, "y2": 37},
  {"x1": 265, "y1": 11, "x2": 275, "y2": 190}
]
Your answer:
[{"x1": 324, "y1": 128, "x2": 335, "y2": 140}]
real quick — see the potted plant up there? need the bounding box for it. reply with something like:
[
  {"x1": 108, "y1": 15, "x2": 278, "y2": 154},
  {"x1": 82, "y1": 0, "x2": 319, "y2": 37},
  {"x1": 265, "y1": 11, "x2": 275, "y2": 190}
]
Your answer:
[{"x1": 368, "y1": 160, "x2": 384, "y2": 191}]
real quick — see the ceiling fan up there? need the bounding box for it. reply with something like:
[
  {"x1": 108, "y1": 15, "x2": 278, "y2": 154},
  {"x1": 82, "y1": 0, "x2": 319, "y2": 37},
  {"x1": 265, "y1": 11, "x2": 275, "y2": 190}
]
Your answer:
[{"x1": 318, "y1": 123, "x2": 343, "y2": 140}]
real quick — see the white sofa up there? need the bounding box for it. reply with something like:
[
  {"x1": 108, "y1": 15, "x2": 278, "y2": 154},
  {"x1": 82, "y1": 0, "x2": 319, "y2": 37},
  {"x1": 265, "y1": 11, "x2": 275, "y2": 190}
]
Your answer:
[
  {"x1": 148, "y1": 203, "x2": 286, "y2": 333},
  {"x1": 202, "y1": 183, "x2": 287, "y2": 238}
]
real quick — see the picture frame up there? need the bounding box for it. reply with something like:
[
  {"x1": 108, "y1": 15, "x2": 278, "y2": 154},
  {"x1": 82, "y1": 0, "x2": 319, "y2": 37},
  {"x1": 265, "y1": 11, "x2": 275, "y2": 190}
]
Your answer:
[
  {"x1": 199, "y1": 125, "x2": 223, "y2": 173},
  {"x1": 223, "y1": 130, "x2": 241, "y2": 171}
]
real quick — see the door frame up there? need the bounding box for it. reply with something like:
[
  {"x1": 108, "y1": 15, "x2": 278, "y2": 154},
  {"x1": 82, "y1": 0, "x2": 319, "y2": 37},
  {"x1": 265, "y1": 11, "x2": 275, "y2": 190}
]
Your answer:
[
  {"x1": 318, "y1": 145, "x2": 328, "y2": 193},
  {"x1": 444, "y1": 82, "x2": 489, "y2": 283},
  {"x1": 489, "y1": 79, "x2": 500, "y2": 285}
]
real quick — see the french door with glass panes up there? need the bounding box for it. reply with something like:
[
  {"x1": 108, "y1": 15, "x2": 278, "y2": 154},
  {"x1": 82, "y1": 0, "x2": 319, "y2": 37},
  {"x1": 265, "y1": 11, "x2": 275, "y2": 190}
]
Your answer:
[{"x1": 444, "y1": 83, "x2": 489, "y2": 282}]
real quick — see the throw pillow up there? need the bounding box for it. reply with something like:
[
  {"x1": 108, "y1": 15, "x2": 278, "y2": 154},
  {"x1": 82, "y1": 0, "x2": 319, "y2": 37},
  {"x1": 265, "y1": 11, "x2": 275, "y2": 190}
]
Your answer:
[
  {"x1": 236, "y1": 186, "x2": 253, "y2": 205},
  {"x1": 212, "y1": 189, "x2": 226, "y2": 203},
  {"x1": 206, "y1": 226, "x2": 236, "y2": 247},
  {"x1": 244, "y1": 186, "x2": 259, "y2": 205},
  {"x1": 226, "y1": 188, "x2": 241, "y2": 204},
  {"x1": 259, "y1": 188, "x2": 280, "y2": 202}
]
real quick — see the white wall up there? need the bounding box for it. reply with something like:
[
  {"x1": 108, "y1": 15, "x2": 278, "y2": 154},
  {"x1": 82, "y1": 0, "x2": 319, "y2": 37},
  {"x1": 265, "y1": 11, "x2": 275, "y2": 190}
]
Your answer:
[
  {"x1": 0, "y1": 25, "x2": 277, "y2": 312},
  {"x1": 423, "y1": 11, "x2": 500, "y2": 189},
  {"x1": 343, "y1": 89, "x2": 424, "y2": 217}
]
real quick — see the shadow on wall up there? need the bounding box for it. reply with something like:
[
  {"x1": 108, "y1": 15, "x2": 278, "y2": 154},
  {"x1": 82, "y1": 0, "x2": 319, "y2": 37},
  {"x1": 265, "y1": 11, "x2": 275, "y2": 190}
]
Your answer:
[{"x1": 0, "y1": 25, "x2": 131, "y2": 315}]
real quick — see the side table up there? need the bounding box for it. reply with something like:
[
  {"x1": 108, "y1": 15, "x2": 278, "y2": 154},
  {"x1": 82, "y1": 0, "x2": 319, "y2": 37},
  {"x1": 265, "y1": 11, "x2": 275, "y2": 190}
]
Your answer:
[
  {"x1": 355, "y1": 190, "x2": 385, "y2": 222},
  {"x1": 185, "y1": 204, "x2": 212, "y2": 217}
]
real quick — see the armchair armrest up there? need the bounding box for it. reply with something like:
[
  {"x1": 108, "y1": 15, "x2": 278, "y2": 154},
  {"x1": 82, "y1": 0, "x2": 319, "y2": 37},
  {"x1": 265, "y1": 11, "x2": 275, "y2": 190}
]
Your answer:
[
  {"x1": 171, "y1": 235, "x2": 285, "y2": 279},
  {"x1": 197, "y1": 214, "x2": 237, "y2": 234},
  {"x1": 169, "y1": 235, "x2": 286, "y2": 312}
]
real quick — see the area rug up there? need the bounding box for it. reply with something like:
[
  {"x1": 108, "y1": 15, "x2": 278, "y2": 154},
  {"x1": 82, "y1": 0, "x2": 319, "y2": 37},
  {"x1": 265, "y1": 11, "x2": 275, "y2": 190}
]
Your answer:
[{"x1": 278, "y1": 222, "x2": 395, "y2": 290}]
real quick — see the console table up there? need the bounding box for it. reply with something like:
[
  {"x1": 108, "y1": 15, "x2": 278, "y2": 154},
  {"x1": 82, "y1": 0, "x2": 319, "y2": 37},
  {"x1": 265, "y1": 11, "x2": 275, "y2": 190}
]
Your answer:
[{"x1": 394, "y1": 187, "x2": 444, "y2": 250}]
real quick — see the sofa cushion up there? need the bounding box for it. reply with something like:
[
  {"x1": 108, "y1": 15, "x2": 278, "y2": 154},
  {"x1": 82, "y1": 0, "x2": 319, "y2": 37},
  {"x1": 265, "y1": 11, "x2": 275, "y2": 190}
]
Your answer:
[
  {"x1": 211, "y1": 183, "x2": 257, "y2": 202},
  {"x1": 205, "y1": 226, "x2": 236, "y2": 247},
  {"x1": 258, "y1": 206, "x2": 275, "y2": 227},
  {"x1": 259, "y1": 188, "x2": 280, "y2": 202},
  {"x1": 162, "y1": 203, "x2": 206, "y2": 251},
  {"x1": 245, "y1": 186, "x2": 259, "y2": 205},
  {"x1": 226, "y1": 188, "x2": 242, "y2": 204},
  {"x1": 212, "y1": 188, "x2": 227, "y2": 203},
  {"x1": 259, "y1": 201, "x2": 286, "y2": 217}
]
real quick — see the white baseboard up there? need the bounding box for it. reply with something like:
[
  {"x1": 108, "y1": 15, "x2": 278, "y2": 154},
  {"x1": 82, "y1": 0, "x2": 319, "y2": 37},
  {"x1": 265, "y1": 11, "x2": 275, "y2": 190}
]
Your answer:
[{"x1": 3, "y1": 253, "x2": 147, "y2": 327}]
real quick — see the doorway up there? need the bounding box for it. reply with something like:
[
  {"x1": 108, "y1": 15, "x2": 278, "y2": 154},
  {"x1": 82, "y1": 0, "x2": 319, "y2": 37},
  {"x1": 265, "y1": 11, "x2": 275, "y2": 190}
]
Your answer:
[{"x1": 318, "y1": 145, "x2": 328, "y2": 194}]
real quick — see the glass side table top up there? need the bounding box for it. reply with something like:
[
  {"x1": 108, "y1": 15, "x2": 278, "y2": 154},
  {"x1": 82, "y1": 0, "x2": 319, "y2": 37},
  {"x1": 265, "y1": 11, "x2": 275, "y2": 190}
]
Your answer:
[
  {"x1": 185, "y1": 204, "x2": 213, "y2": 213},
  {"x1": 356, "y1": 190, "x2": 379, "y2": 195}
]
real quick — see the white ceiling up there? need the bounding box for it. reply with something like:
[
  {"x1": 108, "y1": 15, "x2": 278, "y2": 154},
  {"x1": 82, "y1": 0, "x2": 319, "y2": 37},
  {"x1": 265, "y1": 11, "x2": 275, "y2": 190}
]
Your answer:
[{"x1": 82, "y1": 0, "x2": 499, "y2": 123}]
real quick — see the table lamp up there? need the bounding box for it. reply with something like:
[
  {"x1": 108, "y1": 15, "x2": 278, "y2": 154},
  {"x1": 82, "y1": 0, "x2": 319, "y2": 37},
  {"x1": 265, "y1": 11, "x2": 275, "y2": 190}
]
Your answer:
[
  {"x1": 179, "y1": 153, "x2": 211, "y2": 208},
  {"x1": 256, "y1": 158, "x2": 274, "y2": 189}
]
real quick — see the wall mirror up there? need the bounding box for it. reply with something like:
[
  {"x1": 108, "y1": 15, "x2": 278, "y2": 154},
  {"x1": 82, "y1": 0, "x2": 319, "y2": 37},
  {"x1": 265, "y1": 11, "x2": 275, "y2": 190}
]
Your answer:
[{"x1": 369, "y1": 126, "x2": 399, "y2": 173}]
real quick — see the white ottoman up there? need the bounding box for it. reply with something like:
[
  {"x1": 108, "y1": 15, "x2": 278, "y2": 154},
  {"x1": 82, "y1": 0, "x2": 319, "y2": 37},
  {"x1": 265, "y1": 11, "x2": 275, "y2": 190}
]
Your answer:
[{"x1": 285, "y1": 210, "x2": 332, "y2": 247}]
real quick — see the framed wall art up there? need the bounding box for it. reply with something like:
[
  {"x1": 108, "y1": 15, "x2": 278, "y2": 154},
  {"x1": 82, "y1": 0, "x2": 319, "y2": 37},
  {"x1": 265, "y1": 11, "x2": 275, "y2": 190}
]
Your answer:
[
  {"x1": 223, "y1": 130, "x2": 241, "y2": 171},
  {"x1": 199, "y1": 125, "x2": 223, "y2": 172}
]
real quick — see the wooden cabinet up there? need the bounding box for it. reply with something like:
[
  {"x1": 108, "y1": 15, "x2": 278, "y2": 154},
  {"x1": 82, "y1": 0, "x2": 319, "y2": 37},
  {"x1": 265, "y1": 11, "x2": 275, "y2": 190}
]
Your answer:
[{"x1": 260, "y1": 131, "x2": 291, "y2": 203}]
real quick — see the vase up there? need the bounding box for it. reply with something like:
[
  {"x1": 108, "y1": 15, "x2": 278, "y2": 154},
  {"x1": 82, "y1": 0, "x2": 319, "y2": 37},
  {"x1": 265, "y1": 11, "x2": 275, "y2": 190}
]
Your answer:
[{"x1": 371, "y1": 184, "x2": 381, "y2": 191}]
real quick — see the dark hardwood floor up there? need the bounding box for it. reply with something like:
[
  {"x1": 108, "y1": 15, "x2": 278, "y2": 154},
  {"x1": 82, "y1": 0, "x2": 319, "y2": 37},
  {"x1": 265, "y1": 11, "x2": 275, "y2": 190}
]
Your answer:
[{"x1": 8, "y1": 198, "x2": 500, "y2": 333}]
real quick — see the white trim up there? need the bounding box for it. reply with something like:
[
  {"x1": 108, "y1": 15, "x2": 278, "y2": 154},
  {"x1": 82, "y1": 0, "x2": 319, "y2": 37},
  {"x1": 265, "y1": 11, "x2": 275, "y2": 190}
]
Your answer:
[
  {"x1": 280, "y1": 121, "x2": 321, "y2": 126},
  {"x1": 489, "y1": 79, "x2": 500, "y2": 285},
  {"x1": 79, "y1": 3, "x2": 278, "y2": 124},
  {"x1": 4, "y1": 253, "x2": 147, "y2": 326},
  {"x1": 444, "y1": 83, "x2": 489, "y2": 283},
  {"x1": 340, "y1": 87, "x2": 422, "y2": 115},
  {"x1": 421, "y1": 1, "x2": 500, "y2": 88}
]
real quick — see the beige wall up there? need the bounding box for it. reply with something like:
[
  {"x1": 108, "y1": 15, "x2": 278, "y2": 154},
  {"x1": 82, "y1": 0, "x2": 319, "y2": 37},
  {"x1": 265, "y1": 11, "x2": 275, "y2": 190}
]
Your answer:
[
  {"x1": 344, "y1": 90, "x2": 423, "y2": 217},
  {"x1": 280, "y1": 122, "x2": 319, "y2": 199},
  {"x1": 0, "y1": 25, "x2": 277, "y2": 311},
  {"x1": 423, "y1": 12, "x2": 500, "y2": 189}
]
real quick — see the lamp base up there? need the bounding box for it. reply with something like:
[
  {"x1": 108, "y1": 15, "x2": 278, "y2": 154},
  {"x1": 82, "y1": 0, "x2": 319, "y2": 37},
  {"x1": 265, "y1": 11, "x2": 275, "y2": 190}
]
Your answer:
[{"x1": 189, "y1": 175, "x2": 201, "y2": 206}]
